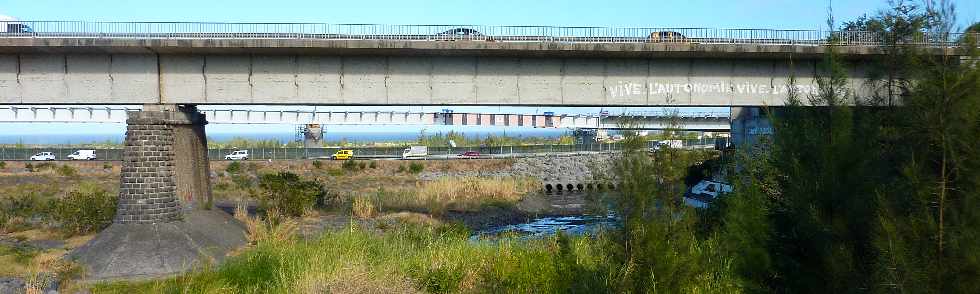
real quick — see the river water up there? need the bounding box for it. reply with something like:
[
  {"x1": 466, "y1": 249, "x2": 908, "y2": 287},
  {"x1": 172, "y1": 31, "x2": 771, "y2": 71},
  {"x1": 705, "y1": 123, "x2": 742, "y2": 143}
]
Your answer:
[
  {"x1": 470, "y1": 190, "x2": 620, "y2": 241},
  {"x1": 469, "y1": 213, "x2": 619, "y2": 241}
]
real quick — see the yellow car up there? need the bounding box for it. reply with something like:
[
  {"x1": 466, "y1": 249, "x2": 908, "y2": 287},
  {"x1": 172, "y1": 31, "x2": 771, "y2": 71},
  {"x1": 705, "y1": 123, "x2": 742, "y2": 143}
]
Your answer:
[{"x1": 331, "y1": 149, "x2": 354, "y2": 160}]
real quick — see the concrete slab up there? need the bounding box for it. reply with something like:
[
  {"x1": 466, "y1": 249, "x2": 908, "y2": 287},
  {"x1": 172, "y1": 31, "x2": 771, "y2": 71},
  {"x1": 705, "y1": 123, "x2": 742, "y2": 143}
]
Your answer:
[
  {"x1": 431, "y1": 56, "x2": 476, "y2": 104},
  {"x1": 296, "y1": 56, "x2": 343, "y2": 104},
  {"x1": 562, "y1": 59, "x2": 605, "y2": 105},
  {"x1": 70, "y1": 209, "x2": 246, "y2": 281},
  {"x1": 342, "y1": 57, "x2": 387, "y2": 104},
  {"x1": 517, "y1": 58, "x2": 562, "y2": 105},
  {"x1": 160, "y1": 55, "x2": 205, "y2": 104},
  {"x1": 204, "y1": 55, "x2": 252, "y2": 103},
  {"x1": 475, "y1": 57, "x2": 519, "y2": 105},
  {"x1": 252, "y1": 55, "x2": 299, "y2": 103},
  {"x1": 0, "y1": 55, "x2": 20, "y2": 103},
  {"x1": 387, "y1": 56, "x2": 432, "y2": 104}
]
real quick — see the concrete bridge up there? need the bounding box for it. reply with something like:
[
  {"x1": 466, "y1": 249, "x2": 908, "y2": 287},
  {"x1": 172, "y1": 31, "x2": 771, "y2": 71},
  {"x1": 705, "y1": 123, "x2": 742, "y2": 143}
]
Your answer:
[
  {"x1": 3, "y1": 21, "x2": 970, "y2": 280},
  {"x1": 5, "y1": 22, "x2": 971, "y2": 107}
]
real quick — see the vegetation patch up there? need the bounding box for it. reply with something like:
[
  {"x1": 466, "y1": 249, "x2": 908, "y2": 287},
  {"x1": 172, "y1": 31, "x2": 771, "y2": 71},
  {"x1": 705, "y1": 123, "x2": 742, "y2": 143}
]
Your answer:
[
  {"x1": 408, "y1": 162, "x2": 424, "y2": 174},
  {"x1": 49, "y1": 182, "x2": 116, "y2": 236},
  {"x1": 93, "y1": 224, "x2": 620, "y2": 293},
  {"x1": 256, "y1": 171, "x2": 326, "y2": 217}
]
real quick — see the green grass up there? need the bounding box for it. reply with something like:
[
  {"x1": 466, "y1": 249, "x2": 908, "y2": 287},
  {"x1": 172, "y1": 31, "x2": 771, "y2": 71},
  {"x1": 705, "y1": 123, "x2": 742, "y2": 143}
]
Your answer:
[{"x1": 92, "y1": 224, "x2": 616, "y2": 294}]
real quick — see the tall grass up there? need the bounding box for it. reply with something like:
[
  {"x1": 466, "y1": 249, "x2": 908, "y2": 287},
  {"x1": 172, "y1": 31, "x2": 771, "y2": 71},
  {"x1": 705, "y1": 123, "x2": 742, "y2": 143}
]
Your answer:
[
  {"x1": 352, "y1": 177, "x2": 541, "y2": 217},
  {"x1": 94, "y1": 224, "x2": 616, "y2": 293},
  {"x1": 416, "y1": 177, "x2": 538, "y2": 211}
]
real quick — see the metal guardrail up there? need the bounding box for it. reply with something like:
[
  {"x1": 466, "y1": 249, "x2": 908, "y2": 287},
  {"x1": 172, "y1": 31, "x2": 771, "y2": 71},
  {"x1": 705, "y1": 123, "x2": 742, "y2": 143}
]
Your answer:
[{"x1": 0, "y1": 21, "x2": 976, "y2": 47}]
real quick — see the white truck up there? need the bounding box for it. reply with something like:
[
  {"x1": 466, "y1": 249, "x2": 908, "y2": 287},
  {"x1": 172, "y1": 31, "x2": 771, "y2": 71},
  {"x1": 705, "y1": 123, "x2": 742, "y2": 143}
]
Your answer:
[
  {"x1": 0, "y1": 15, "x2": 33, "y2": 34},
  {"x1": 649, "y1": 139, "x2": 683, "y2": 152},
  {"x1": 402, "y1": 146, "x2": 428, "y2": 159},
  {"x1": 29, "y1": 152, "x2": 55, "y2": 161},
  {"x1": 67, "y1": 150, "x2": 97, "y2": 160},
  {"x1": 224, "y1": 150, "x2": 249, "y2": 160}
]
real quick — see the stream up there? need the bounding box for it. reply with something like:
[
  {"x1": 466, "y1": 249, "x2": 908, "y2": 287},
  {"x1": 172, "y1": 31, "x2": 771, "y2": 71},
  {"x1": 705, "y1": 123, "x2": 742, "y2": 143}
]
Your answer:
[{"x1": 470, "y1": 190, "x2": 620, "y2": 241}]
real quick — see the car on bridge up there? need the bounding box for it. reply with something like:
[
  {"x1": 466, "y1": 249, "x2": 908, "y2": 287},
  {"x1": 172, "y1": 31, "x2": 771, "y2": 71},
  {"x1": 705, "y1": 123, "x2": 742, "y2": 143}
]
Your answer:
[
  {"x1": 29, "y1": 152, "x2": 55, "y2": 161},
  {"x1": 648, "y1": 31, "x2": 688, "y2": 43},
  {"x1": 331, "y1": 149, "x2": 354, "y2": 160},
  {"x1": 224, "y1": 150, "x2": 249, "y2": 161},
  {"x1": 435, "y1": 28, "x2": 489, "y2": 41},
  {"x1": 458, "y1": 151, "x2": 481, "y2": 158}
]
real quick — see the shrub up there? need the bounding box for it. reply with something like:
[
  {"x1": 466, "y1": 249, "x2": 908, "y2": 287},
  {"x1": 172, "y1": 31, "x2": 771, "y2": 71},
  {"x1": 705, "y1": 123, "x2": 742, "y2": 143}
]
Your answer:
[
  {"x1": 0, "y1": 189, "x2": 51, "y2": 233},
  {"x1": 226, "y1": 161, "x2": 242, "y2": 174},
  {"x1": 327, "y1": 169, "x2": 344, "y2": 177},
  {"x1": 257, "y1": 171, "x2": 326, "y2": 217},
  {"x1": 49, "y1": 182, "x2": 116, "y2": 236},
  {"x1": 56, "y1": 164, "x2": 78, "y2": 177},
  {"x1": 311, "y1": 160, "x2": 323, "y2": 169},
  {"x1": 369, "y1": 161, "x2": 378, "y2": 169},
  {"x1": 102, "y1": 162, "x2": 113, "y2": 170},
  {"x1": 409, "y1": 162, "x2": 425, "y2": 174},
  {"x1": 341, "y1": 159, "x2": 360, "y2": 171},
  {"x1": 0, "y1": 161, "x2": 6, "y2": 169},
  {"x1": 214, "y1": 181, "x2": 230, "y2": 191},
  {"x1": 357, "y1": 161, "x2": 367, "y2": 170},
  {"x1": 34, "y1": 162, "x2": 56, "y2": 171},
  {"x1": 397, "y1": 165, "x2": 406, "y2": 173},
  {"x1": 25, "y1": 163, "x2": 34, "y2": 172}
]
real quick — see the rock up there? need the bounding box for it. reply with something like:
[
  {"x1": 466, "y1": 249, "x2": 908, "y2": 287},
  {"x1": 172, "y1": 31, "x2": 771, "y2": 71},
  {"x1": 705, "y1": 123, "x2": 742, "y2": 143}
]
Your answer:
[
  {"x1": 28, "y1": 239, "x2": 65, "y2": 250},
  {"x1": 0, "y1": 277, "x2": 25, "y2": 294},
  {"x1": 0, "y1": 274, "x2": 59, "y2": 294}
]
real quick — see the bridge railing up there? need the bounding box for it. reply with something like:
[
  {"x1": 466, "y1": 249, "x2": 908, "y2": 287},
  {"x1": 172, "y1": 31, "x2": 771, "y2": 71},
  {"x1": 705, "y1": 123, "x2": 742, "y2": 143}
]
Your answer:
[{"x1": 1, "y1": 21, "x2": 976, "y2": 47}]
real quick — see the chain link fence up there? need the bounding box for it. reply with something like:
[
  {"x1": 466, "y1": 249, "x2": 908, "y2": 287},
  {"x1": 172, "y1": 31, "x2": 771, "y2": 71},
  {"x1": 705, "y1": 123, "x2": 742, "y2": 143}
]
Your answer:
[
  {"x1": 0, "y1": 144, "x2": 623, "y2": 161},
  {"x1": 0, "y1": 139, "x2": 728, "y2": 161}
]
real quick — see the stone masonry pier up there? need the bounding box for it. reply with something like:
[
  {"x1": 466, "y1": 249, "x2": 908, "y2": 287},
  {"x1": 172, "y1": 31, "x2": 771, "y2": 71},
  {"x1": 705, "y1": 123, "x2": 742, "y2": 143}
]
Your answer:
[{"x1": 71, "y1": 105, "x2": 245, "y2": 281}]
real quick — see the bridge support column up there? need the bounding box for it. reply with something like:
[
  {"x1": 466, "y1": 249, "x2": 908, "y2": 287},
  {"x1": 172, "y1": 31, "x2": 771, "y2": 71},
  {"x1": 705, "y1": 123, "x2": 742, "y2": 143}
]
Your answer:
[
  {"x1": 730, "y1": 107, "x2": 773, "y2": 148},
  {"x1": 171, "y1": 106, "x2": 213, "y2": 211},
  {"x1": 72, "y1": 105, "x2": 245, "y2": 281}
]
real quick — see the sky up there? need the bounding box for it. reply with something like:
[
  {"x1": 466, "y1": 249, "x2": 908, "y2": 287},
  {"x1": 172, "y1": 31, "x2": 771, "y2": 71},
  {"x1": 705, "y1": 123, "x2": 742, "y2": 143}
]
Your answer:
[
  {"x1": 0, "y1": 0, "x2": 977, "y2": 142},
  {"x1": 2, "y1": 0, "x2": 976, "y2": 29}
]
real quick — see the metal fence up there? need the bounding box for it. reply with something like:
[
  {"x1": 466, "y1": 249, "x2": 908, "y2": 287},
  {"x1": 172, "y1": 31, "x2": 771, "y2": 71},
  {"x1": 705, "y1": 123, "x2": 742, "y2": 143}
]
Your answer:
[
  {"x1": 0, "y1": 144, "x2": 618, "y2": 161},
  {"x1": 0, "y1": 147, "x2": 122, "y2": 161},
  {"x1": 1, "y1": 21, "x2": 976, "y2": 47},
  {"x1": 0, "y1": 140, "x2": 727, "y2": 161}
]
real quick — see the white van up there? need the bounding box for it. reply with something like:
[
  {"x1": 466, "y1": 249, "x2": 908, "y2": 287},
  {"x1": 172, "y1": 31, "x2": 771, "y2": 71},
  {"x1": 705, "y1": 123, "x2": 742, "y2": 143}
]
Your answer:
[
  {"x1": 224, "y1": 150, "x2": 249, "y2": 160},
  {"x1": 67, "y1": 150, "x2": 97, "y2": 160},
  {"x1": 29, "y1": 152, "x2": 55, "y2": 161}
]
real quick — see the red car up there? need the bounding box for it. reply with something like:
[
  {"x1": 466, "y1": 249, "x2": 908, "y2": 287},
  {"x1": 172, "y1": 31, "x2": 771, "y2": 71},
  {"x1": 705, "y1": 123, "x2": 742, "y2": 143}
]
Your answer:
[{"x1": 458, "y1": 151, "x2": 481, "y2": 158}]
